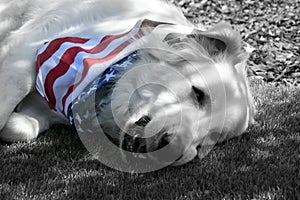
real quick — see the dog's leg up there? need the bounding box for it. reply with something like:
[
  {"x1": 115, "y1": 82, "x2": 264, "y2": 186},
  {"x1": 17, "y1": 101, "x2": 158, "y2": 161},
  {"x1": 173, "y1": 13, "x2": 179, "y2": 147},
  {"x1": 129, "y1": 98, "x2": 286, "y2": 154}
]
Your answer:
[
  {"x1": 0, "y1": 39, "x2": 36, "y2": 131},
  {"x1": 0, "y1": 73, "x2": 33, "y2": 136},
  {"x1": 0, "y1": 112, "x2": 40, "y2": 142},
  {"x1": 0, "y1": 92, "x2": 65, "y2": 142},
  {"x1": 0, "y1": 25, "x2": 43, "y2": 139}
]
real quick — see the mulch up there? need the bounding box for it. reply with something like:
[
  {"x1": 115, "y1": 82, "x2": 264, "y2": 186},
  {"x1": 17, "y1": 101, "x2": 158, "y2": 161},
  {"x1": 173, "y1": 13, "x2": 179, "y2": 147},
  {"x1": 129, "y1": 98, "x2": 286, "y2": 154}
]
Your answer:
[{"x1": 171, "y1": 0, "x2": 300, "y2": 85}]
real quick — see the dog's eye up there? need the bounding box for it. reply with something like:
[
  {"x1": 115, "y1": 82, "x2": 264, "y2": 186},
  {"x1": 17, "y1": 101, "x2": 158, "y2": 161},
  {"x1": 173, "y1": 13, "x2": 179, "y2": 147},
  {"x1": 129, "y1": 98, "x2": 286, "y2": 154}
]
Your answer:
[
  {"x1": 192, "y1": 86, "x2": 206, "y2": 105},
  {"x1": 135, "y1": 115, "x2": 151, "y2": 127}
]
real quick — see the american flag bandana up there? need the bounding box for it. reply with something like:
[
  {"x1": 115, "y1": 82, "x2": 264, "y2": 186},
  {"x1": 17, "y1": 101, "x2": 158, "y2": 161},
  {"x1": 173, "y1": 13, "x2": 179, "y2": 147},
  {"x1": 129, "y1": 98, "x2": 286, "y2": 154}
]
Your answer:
[
  {"x1": 35, "y1": 19, "x2": 172, "y2": 119},
  {"x1": 68, "y1": 51, "x2": 139, "y2": 125}
]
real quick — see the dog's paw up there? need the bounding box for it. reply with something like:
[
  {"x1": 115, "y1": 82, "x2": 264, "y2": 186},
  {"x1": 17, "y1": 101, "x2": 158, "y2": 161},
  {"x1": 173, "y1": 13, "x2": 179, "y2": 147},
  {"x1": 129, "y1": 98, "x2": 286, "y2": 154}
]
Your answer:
[{"x1": 0, "y1": 112, "x2": 39, "y2": 142}]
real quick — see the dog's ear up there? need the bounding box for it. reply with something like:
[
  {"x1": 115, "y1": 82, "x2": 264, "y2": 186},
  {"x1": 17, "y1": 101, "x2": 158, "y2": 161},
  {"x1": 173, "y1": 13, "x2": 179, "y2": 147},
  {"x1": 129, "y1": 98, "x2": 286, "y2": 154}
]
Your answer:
[
  {"x1": 188, "y1": 22, "x2": 243, "y2": 57},
  {"x1": 163, "y1": 22, "x2": 244, "y2": 60}
]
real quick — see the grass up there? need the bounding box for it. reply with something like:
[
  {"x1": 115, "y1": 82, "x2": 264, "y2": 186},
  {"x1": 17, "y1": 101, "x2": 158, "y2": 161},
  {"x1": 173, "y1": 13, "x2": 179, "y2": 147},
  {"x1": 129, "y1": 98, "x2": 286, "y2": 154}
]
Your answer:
[
  {"x1": 1, "y1": 0, "x2": 298, "y2": 199},
  {"x1": 0, "y1": 78, "x2": 299, "y2": 200}
]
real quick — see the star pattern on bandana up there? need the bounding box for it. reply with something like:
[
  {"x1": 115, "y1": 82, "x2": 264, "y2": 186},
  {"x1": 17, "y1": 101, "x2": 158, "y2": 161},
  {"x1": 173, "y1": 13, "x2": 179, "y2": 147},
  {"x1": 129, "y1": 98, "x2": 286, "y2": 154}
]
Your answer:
[
  {"x1": 104, "y1": 71, "x2": 116, "y2": 82},
  {"x1": 75, "y1": 113, "x2": 82, "y2": 124},
  {"x1": 68, "y1": 51, "x2": 139, "y2": 130}
]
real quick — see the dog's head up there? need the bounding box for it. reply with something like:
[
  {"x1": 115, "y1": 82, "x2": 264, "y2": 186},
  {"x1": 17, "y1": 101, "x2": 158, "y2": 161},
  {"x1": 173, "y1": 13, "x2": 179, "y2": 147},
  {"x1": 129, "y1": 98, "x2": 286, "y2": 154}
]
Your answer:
[
  {"x1": 86, "y1": 22, "x2": 255, "y2": 167},
  {"x1": 105, "y1": 22, "x2": 255, "y2": 166}
]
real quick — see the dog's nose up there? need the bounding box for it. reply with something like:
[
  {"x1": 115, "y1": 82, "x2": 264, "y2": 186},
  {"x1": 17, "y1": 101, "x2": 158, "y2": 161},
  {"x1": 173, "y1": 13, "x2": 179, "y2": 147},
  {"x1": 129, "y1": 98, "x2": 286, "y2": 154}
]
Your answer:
[
  {"x1": 124, "y1": 133, "x2": 147, "y2": 153},
  {"x1": 127, "y1": 132, "x2": 171, "y2": 153}
]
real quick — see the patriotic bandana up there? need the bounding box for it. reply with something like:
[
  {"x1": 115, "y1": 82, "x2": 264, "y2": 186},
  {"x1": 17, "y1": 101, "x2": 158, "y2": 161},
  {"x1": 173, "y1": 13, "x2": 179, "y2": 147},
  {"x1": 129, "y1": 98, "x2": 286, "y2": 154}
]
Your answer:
[
  {"x1": 35, "y1": 19, "x2": 194, "y2": 124},
  {"x1": 68, "y1": 51, "x2": 139, "y2": 126}
]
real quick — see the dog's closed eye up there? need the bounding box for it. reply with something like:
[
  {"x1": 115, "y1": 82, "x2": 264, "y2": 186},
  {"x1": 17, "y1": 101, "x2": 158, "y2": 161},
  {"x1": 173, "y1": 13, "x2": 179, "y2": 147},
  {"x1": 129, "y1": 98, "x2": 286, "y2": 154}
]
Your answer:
[
  {"x1": 135, "y1": 115, "x2": 151, "y2": 127},
  {"x1": 192, "y1": 86, "x2": 206, "y2": 106}
]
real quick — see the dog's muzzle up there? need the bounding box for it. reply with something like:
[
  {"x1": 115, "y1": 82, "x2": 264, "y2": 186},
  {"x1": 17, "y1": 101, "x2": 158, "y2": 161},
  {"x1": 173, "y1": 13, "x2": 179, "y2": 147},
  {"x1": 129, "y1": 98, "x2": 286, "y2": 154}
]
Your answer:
[
  {"x1": 119, "y1": 115, "x2": 188, "y2": 164},
  {"x1": 122, "y1": 115, "x2": 172, "y2": 153}
]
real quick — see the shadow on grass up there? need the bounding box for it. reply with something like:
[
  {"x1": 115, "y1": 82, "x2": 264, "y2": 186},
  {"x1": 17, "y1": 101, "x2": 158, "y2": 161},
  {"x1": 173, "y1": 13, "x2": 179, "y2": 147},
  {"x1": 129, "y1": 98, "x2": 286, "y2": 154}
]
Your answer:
[{"x1": 0, "y1": 80, "x2": 299, "y2": 200}]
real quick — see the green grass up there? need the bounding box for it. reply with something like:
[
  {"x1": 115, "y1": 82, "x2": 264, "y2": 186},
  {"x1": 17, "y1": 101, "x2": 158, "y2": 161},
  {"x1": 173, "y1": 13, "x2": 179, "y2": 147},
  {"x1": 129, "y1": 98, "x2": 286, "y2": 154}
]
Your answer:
[{"x1": 0, "y1": 78, "x2": 299, "y2": 200}]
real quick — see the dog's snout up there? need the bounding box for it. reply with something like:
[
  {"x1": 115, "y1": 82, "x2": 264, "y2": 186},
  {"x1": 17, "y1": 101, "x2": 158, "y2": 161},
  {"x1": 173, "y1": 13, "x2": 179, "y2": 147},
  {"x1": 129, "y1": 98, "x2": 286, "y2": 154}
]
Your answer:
[
  {"x1": 124, "y1": 134, "x2": 147, "y2": 153},
  {"x1": 127, "y1": 132, "x2": 172, "y2": 153}
]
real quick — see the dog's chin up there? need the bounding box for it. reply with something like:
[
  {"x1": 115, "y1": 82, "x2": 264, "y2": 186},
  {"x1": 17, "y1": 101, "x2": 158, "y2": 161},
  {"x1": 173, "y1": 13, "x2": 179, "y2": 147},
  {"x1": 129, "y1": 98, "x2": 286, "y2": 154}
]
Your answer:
[
  {"x1": 117, "y1": 116, "x2": 199, "y2": 165},
  {"x1": 143, "y1": 140, "x2": 198, "y2": 166}
]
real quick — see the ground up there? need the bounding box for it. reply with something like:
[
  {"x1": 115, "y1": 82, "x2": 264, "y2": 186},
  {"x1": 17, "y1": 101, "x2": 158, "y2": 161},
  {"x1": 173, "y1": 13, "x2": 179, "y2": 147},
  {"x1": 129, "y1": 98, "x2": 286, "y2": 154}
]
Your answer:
[{"x1": 0, "y1": 0, "x2": 299, "y2": 199}]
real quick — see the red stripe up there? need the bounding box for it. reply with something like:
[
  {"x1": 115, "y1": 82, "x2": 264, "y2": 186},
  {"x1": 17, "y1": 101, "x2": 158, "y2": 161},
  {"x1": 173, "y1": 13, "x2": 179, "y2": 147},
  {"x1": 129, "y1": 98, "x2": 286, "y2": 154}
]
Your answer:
[
  {"x1": 43, "y1": 32, "x2": 132, "y2": 113},
  {"x1": 83, "y1": 41, "x2": 132, "y2": 68},
  {"x1": 61, "y1": 40, "x2": 134, "y2": 114},
  {"x1": 44, "y1": 46, "x2": 83, "y2": 109},
  {"x1": 36, "y1": 37, "x2": 89, "y2": 73},
  {"x1": 59, "y1": 19, "x2": 164, "y2": 115},
  {"x1": 61, "y1": 29, "x2": 148, "y2": 115},
  {"x1": 87, "y1": 32, "x2": 129, "y2": 54}
]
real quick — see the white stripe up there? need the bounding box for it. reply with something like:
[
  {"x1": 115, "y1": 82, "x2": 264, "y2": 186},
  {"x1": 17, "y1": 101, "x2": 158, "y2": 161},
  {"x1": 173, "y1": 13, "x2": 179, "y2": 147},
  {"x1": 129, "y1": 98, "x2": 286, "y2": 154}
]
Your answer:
[
  {"x1": 36, "y1": 38, "x2": 103, "y2": 113},
  {"x1": 36, "y1": 19, "x2": 145, "y2": 116},
  {"x1": 36, "y1": 41, "x2": 52, "y2": 56},
  {"x1": 63, "y1": 47, "x2": 137, "y2": 114},
  {"x1": 50, "y1": 38, "x2": 106, "y2": 112},
  {"x1": 36, "y1": 72, "x2": 47, "y2": 99},
  {"x1": 37, "y1": 38, "x2": 103, "y2": 85},
  {"x1": 60, "y1": 21, "x2": 144, "y2": 114},
  {"x1": 53, "y1": 34, "x2": 131, "y2": 113}
]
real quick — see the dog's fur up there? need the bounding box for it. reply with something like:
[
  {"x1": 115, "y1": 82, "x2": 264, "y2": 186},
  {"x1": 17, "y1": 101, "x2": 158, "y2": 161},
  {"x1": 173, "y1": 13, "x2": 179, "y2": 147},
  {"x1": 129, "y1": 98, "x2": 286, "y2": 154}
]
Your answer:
[{"x1": 0, "y1": 0, "x2": 255, "y2": 165}]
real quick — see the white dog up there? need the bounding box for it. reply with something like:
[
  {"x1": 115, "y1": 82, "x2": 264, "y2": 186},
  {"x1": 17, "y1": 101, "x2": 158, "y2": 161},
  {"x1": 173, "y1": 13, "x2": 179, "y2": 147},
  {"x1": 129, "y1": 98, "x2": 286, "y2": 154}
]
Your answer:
[{"x1": 0, "y1": 0, "x2": 255, "y2": 166}]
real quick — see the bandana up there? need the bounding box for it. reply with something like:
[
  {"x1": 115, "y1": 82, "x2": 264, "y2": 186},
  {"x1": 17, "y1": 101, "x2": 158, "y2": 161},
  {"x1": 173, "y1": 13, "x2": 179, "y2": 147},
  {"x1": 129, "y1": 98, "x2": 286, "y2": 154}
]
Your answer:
[
  {"x1": 68, "y1": 51, "x2": 139, "y2": 125},
  {"x1": 35, "y1": 19, "x2": 169, "y2": 119},
  {"x1": 35, "y1": 19, "x2": 195, "y2": 124}
]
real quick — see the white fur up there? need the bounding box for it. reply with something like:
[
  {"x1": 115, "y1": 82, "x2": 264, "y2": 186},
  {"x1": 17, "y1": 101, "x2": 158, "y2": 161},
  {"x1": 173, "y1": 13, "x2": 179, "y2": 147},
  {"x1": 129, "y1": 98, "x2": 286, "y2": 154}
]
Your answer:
[
  {"x1": 109, "y1": 33, "x2": 255, "y2": 164},
  {"x1": 0, "y1": 0, "x2": 255, "y2": 165},
  {"x1": 0, "y1": 0, "x2": 188, "y2": 137}
]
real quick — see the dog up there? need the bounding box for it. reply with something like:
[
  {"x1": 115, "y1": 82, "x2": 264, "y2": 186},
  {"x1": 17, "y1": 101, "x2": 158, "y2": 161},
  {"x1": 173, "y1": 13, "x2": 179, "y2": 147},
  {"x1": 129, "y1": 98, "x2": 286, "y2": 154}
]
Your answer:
[{"x1": 0, "y1": 0, "x2": 255, "y2": 167}]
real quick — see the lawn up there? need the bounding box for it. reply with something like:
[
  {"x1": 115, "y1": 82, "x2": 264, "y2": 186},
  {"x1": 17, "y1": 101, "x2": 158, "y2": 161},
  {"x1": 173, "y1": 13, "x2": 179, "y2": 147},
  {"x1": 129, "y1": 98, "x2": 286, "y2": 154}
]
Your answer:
[
  {"x1": 0, "y1": 79, "x2": 299, "y2": 199},
  {"x1": 1, "y1": 0, "x2": 299, "y2": 199}
]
